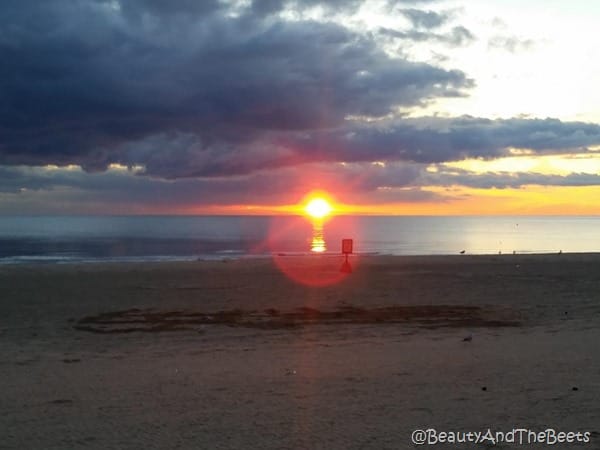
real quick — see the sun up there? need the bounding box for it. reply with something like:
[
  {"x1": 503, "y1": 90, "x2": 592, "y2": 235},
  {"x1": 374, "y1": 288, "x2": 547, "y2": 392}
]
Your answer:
[{"x1": 305, "y1": 197, "x2": 332, "y2": 219}]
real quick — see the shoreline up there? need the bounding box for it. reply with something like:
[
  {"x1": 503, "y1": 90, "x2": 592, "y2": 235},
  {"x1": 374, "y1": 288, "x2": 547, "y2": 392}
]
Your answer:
[{"x1": 0, "y1": 249, "x2": 597, "y2": 267}]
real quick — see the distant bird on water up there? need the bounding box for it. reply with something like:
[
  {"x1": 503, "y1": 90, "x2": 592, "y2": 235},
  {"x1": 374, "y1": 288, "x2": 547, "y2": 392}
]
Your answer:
[
  {"x1": 462, "y1": 333, "x2": 473, "y2": 342},
  {"x1": 460, "y1": 250, "x2": 466, "y2": 254}
]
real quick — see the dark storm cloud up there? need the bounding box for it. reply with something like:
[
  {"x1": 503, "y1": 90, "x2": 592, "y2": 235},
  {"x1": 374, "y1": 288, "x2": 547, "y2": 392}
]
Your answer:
[
  {"x1": 85, "y1": 116, "x2": 600, "y2": 179},
  {"x1": 115, "y1": 132, "x2": 303, "y2": 179},
  {"x1": 115, "y1": 0, "x2": 366, "y2": 18},
  {"x1": 114, "y1": 0, "x2": 223, "y2": 17},
  {"x1": 0, "y1": 0, "x2": 473, "y2": 173},
  {"x1": 281, "y1": 116, "x2": 600, "y2": 167},
  {"x1": 249, "y1": 0, "x2": 365, "y2": 14}
]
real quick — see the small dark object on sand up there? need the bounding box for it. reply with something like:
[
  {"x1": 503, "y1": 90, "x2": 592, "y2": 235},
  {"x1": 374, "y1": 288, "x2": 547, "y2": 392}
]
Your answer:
[
  {"x1": 50, "y1": 399, "x2": 73, "y2": 405},
  {"x1": 572, "y1": 386, "x2": 579, "y2": 391},
  {"x1": 482, "y1": 386, "x2": 487, "y2": 391},
  {"x1": 460, "y1": 250, "x2": 465, "y2": 254},
  {"x1": 462, "y1": 333, "x2": 473, "y2": 342}
]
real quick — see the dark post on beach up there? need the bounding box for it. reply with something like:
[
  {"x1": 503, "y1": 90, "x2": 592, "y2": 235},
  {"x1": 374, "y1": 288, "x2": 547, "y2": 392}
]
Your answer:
[{"x1": 341, "y1": 238, "x2": 353, "y2": 273}]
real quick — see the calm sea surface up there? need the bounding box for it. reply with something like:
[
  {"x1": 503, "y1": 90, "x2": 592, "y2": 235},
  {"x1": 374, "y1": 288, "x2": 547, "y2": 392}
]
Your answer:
[{"x1": 0, "y1": 215, "x2": 598, "y2": 264}]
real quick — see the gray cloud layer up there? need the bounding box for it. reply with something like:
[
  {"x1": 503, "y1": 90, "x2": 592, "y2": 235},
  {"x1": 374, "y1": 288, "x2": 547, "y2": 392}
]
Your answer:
[
  {"x1": 379, "y1": 25, "x2": 475, "y2": 46},
  {"x1": 400, "y1": 8, "x2": 449, "y2": 29},
  {"x1": 4, "y1": 158, "x2": 600, "y2": 214}
]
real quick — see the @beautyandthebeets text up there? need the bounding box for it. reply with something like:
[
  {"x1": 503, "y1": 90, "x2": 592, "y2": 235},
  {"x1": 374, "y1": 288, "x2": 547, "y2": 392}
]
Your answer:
[{"x1": 411, "y1": 428, "x2": 591, "y2": 446}]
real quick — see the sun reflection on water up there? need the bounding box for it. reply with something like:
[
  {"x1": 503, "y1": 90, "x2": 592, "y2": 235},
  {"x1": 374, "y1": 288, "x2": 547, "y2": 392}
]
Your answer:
[{"x1": 310, "y1": 219, "x2": 326, "y2": 253}]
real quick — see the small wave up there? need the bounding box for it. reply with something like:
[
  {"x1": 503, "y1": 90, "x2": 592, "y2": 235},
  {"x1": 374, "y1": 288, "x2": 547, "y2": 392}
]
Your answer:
[
  {"x1": 0, "y1": 253, "x2": 272, "y2": 265},
  {"x1": 0, "y1": 255, "x2": 82, "y2": 265}
]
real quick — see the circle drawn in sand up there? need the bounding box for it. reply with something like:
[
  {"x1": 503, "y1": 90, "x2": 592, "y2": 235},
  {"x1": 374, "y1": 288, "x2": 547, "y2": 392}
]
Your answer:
[{"x1": 73, "y1": 305, "x2": 521, "y2": 334}]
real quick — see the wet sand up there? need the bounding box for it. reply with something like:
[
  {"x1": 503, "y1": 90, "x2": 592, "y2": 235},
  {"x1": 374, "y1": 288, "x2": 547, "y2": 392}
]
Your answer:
[{"x1": 1, "y1": 254, "x2": 599, "y2": 449}]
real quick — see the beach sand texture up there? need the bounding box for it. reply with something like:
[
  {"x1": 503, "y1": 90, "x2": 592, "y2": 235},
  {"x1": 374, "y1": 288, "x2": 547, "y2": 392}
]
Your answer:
[{"x1": 1, "y1": 254, "x2": 599, "y2": 449}]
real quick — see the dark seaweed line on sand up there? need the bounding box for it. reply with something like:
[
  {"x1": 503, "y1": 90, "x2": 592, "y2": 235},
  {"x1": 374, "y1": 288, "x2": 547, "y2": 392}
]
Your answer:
[{"x1": 73, "y1": 305, "x2": 521, "y2": 334}]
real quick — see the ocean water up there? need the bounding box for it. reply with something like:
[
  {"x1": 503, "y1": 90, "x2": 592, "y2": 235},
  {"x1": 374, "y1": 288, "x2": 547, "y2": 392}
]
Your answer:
[{"x1": 0, "y1": 215, "x2": 598, "y2": 264}]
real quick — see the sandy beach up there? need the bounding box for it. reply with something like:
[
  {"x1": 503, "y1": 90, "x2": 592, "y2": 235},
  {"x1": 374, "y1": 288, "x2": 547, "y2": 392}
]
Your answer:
[{"x1": 1, "y1": 254, "x2": 600, "y2": 449}]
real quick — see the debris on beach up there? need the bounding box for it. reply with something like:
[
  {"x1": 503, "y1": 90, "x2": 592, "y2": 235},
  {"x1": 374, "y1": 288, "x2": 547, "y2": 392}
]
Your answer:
[
  {"x1": 72, "y1": 305, "x2": 521, "y2": 334},
  {"x1": 62, "y1": 358, "x2": 81, "y2": 364}
]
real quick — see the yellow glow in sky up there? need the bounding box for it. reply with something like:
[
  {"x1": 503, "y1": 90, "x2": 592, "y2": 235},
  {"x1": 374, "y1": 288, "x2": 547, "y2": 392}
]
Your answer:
[
  {"x1": 441, "y1": 153, "x2": 600, "y2": 176},
  {"x1": 318, "y1": 185, "x2": 600, "y2": 216}
]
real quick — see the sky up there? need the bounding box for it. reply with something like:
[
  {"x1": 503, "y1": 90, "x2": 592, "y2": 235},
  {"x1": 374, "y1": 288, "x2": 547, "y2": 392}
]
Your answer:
[{"x1": 2, "y1": 0, "x2": 600, "y2": 215}]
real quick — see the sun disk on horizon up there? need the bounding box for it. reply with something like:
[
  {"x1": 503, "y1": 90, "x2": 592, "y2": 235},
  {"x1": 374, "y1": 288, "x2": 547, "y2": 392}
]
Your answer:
[{"x1": 305, "y1": 197, "x2": 332, "y2": 219}]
